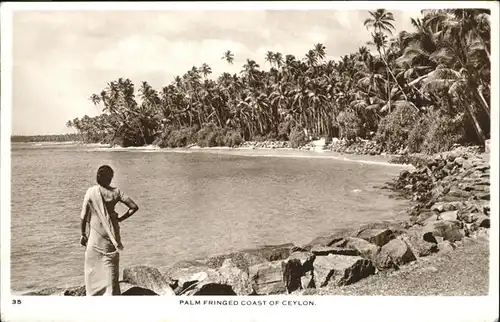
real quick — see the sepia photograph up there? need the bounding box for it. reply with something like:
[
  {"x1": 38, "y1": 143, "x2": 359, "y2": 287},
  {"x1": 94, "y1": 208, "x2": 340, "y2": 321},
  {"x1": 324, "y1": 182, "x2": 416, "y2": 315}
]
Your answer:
[{"x1": 1, "y1": 1, "x2": 498, "y2": 321}]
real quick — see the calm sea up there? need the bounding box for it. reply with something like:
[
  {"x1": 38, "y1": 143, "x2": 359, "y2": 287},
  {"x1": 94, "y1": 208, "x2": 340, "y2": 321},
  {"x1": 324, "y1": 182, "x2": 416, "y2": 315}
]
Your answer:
[{"x1": 10, "y1": 143, "x2": 409, "y2": 293}]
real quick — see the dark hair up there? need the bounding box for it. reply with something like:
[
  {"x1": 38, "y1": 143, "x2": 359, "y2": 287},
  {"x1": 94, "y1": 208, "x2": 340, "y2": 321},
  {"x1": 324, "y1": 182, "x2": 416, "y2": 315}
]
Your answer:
[{"x1": 96, "y1": 165, "x2": 114, "y2": 187}]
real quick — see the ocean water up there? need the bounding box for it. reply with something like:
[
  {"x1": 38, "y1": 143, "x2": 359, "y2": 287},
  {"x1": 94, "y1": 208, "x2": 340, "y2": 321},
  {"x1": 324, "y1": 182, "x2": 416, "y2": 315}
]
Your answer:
[{"x1": 10, "y1": 143, "x2": 409, "y2": 293}]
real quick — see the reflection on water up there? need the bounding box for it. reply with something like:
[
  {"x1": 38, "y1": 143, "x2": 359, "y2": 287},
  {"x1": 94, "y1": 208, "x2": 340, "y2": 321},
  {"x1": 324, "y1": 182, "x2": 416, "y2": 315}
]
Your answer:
[{"x1": 10, "y1": 143, "x2": 408, "y2": 292}]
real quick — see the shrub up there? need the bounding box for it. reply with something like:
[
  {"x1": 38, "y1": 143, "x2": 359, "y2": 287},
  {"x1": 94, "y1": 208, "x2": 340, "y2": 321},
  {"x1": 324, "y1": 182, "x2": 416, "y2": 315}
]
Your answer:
[
  {"x1": 278, "y1": 121, "x2": 291, "y2": 141},
  {"x1": 337, "y1": 110, "x2": 361, "y2": 141},
  {"x1": 154, "y1": 125, "x2": 197, "y2": 148},
  {"x1": 224, "y1": 130, "x2": 243, "y2": 147},
  {"x1": 407, "y1": 115, "x2": 431, "y2": 153},
  {"x1": 289, "y1": 125, "x2": 307, "y2": 148},
  {"x1": 196, "y1": 123, "x2": 225, "y2": 147},
  {"x1": 421, "y1": 112, "x2": 466, "y2": 154},
  {"x1": 375, "y1": 103, "x2": 420, "y2": 153}
]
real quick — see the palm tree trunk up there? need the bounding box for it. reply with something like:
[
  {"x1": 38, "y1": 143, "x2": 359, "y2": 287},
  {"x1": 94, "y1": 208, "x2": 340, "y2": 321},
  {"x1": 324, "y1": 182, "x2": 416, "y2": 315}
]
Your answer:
[
  {"x1": 475, "y1": 87, "x2": 490, "y2": 118},
  {"x1": 380, "y1": 54, "x2": 408, "y2": 101},
  {"x1": 460, "y1": 97, "x2": 485, "y2": 144}
]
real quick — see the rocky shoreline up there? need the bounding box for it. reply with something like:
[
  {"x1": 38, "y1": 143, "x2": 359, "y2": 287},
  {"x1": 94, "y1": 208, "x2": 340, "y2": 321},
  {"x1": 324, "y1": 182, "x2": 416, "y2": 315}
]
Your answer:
[{"x1": 22, "y1": 146, "x2": 490, "y2": 296}]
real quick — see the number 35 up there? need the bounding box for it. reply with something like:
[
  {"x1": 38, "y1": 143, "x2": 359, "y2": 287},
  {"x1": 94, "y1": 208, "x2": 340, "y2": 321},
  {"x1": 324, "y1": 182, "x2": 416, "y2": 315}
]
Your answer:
[{"x1": 12, "y1": 299, "x2": 21, "y2": 304}]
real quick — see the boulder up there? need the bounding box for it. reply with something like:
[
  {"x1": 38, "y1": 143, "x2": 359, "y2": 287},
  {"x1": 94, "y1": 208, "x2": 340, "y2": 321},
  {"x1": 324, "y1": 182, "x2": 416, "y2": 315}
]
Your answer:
[
  {"x1": 374, "y1": 238, "x2": 417, "y2": 270},
  {"x1": 356, "y1": 228, "x2": 395, "y2": 247},
  {"x1": 283, "y1": 251, "x2": 315, "y2": 292},
  {"x1": 301, "y1": 271, "x2": 315, "y2": 289},
  {"x1": 401, "y1": 229, "x2": 438, "y2": 257},
  {"x1": 23, "y1": 287, "x2": 66, "y2": 296},
  {"x1": 415, "y1": 211, "x2": 434, "y2": 224},
  {"x1": 199, "y1": 251, "x2": 268, "y2": 274},
  {"x1": 242, "y1": 243, "x2": 295, "y2": 262},
  {"x1": 120, "y1": 282, "x2": 158, "y2": 295},
  {"x1": 424, "y1": 219, "x2": 464, "y2": 242},
  {"x1": 310, "y1": 246, "x2": 360, "y2": 256},
  {"x1": 356, "y1": 221, "x2": 407, "y2": 237},
  {"x1": 342, "y1": 237, "x2": 380, "y2": 260},
  {"x1": 307, "y1": 228, "x2": 355, "y2": 247},
  {"x1": 217, "y1": 259, "x2": 254, "y2": 295},
  {"x1": 431, "y1": 202, "x2": 463, "y2": 213},
  {"x1": 63, "y1": 285, "x2": 86, "y2": 296},
  {"x1": 437, "y1": 240, "x2": 456, "y2": 254},
  {"x1": 167, "y1": 265, "x2": 232, "y2": 295},
  {"x1": 477, "y1": 215, "x2": 490, "y2": 228},
  {"x1": 249, "y1": 261, "x2": 287, "y2": 295},
  {"x1": 123, "y1": 266, "x2": 176, "y2": 296},
  {"x1": 313, "y1": 254, "x2": 375, "y2": 287},
  {"x1": 439, "y1": 210, "x2": 458, "y2": 221},
  {"x1": 475, "y1": 192, "x2": 490, "y2": 201},
  {"x1": 459, "y1": 212, "x2": 480, "y2": 224}
]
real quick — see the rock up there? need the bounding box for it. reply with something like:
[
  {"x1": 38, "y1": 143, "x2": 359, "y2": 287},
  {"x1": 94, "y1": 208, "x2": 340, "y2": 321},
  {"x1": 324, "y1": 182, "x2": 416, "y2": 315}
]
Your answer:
[
  {"x1": 217, "y1": 259, "x2": 254, "y2": 295},
  {"x1": 431, "y1": 202, "x2": 463, "y2": 213},
  {"x1": 342, "y1": 237, "x2": 380, "y2": 260},
  {"x1": 356, "y1": 221, "x2": 407, "y2": 237},
  {"x1": 120, "y1": 282, "x2": 158, "y2": 295},
  {"x1": 242, "y1": 243, "x2": 295, "y2": 262},
  {"x1": 167, "y1": 265, "x2": 229, "y2": 295},
  {"x1": 313, "y1": 254, "x2": 375, "y2": 287},
  {"x1": 63, "y1": 285, "x2": 86, "y2": 296},
  {"x1": 123, "y1": 266, "x2": 176, "y2": 296},
  {"x1": 477, "y1": 215, "x2": 490, "y2": 228},
  {"x1": 23, "y1": 287, "x2": 66, "y2": 296},
  {"x1": 459, "y1": 212, "x2": 480, "y2": 223},
  {"x1": 439, "y1": 210, "x2": 458, "y2": 221},
  {"x1": 356, "y1": 228, "x2": 395, "y2": 247},
  {"x1": 454, "y1": 157, "x2": 465, "y2": 166},
  {"x1": 424, "y1": 220, "x2": 464, "y2": 242},
  {"x1": 301, "y1": 271, "x2": 314, "y2": 289},
  {"x1": 374, "y1": 238, "x2": 417, "y2": 270},
  {"x1": 475, "y1": 192, "x2": 490, "y2": 200},
  {"x1": 446, "y1": 186, "x2": 472, "y2": 199},
  {"x1": 283, "y1": 252, "x2": 315, "y2": 293},
  {"x1": 249, "y1": 261, "x2": 287, "y2": 295},
  {"x1": 310, "y1": 246, "x2": 360, "y2": 256},
  {"x1": 438, "y1": 240, "x2": 456, "y2": 254},
  {"x1": 307, "y1": 228, "x2": 355, "y2": 247},
  {"x1": 402, "y1": 229, "x2": 438, "y2": 257},
  {"x1": 200, "y1": 251, "x2": 268, "y2": 274},
  {"x1": 416, "y1": 211, "x2": 434, "y2": 224}
]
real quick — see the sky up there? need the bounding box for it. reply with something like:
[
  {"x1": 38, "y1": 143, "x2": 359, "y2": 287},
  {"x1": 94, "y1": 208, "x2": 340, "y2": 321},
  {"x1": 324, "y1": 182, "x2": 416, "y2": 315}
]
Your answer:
[{"x1": 11, "y1": 8, "x2": 423, "y2": 135}]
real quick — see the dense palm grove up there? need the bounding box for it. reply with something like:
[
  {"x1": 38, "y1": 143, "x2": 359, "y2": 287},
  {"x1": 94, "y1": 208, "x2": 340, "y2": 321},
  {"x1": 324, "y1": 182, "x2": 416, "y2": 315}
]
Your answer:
[{"x1": 67, "y1": 9, "x2": 491, "y2": 153}]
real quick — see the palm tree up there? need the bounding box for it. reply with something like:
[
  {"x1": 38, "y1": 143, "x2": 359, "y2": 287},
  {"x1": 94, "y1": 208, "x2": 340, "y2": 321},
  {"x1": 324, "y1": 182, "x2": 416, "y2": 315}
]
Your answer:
[
  {"x1": 265, "y1": 51, "x2": 275, "y2": 68},
  {"x1": 222, "y1": 50, "x2": 234, "y2": 65},
  {"x1": 364, "y1": 9, "x2": 396, "y2": 35},
  {"x1": 200, "y1": 63, "x2": 212, "y2": 79},
  {"x1": 313, "y1": 43, "x2": 326, "y2": 61}
]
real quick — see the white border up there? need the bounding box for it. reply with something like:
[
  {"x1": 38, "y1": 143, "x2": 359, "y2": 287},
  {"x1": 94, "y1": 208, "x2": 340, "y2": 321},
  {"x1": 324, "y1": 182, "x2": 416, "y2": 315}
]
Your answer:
[{"x1": 1, "y1": 2, "x2": 499, "y2": 322}]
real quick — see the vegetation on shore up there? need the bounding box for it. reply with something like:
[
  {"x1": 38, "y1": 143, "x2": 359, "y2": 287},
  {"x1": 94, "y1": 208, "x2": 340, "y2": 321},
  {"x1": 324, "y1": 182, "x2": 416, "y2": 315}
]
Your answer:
[
  {"x1": 11, "y1": 134, "x2": 82, "y2": 143},
  {"x1": 67, "y1": 9, "x2": 491, "y2": 154}
]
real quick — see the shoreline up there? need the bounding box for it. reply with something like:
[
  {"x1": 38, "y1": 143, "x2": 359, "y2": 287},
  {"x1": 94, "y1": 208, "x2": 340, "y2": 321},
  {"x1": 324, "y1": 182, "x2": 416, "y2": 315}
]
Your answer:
[
  {"x1": 15, "y1": 145, "x2": 490, "y2": 296},
  {"x1": 21, "y1": 141, "x2": 415, "y2": 169}
]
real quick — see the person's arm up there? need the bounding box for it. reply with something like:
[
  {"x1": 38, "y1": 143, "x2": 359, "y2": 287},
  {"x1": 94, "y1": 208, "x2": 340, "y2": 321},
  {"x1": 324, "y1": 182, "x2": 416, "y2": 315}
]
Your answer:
[
  {"x1": 80, "y1": 189, "x2": 91, "y2": 246},
  {"x1": 118, "y1": 192, "x2": 139, "y2": 223}
]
